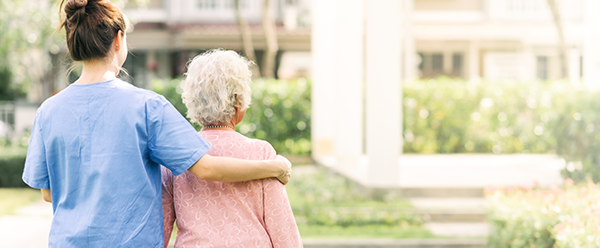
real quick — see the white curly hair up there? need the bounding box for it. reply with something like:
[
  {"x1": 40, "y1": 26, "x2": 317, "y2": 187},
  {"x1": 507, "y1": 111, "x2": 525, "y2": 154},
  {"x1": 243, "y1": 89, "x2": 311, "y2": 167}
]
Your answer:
[{"x1": 182, "y1": 49, "x2": 253, "y2": 126}]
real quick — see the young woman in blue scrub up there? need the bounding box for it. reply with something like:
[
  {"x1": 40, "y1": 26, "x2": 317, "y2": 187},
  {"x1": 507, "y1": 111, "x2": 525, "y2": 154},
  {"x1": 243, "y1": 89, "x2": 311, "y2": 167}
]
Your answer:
[{"x1": 21, "y1": 0, "x2": 292, "y2": 247}]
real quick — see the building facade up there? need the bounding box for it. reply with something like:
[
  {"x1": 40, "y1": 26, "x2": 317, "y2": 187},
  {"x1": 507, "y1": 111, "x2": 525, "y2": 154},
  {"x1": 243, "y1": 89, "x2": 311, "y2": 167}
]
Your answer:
[
  {"x1": 411, "y1": 0, "x2": 585, "y2": 82},
  {"x1": 121, "y1": 0, "x2": 312, "y2": 88},
  {"x1": 121, "y1": 0, "x2": 588, "y2": 85}
]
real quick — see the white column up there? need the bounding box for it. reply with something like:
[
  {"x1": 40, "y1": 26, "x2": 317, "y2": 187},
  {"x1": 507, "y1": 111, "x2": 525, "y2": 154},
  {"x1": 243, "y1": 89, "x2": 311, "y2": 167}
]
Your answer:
[
  {"x1": 468, "y1": 40, "x2": 480, "y2": 80},
  {"x1": 365, "y1": 0, "x2": 402, "y2": 187},
  {"x1": 569, "y1": 48, "x2": 581, "y2": 83},
  {"x1": 584, "y1": 0, "x2": 600, "y2": 88},
  {"x1": 311, "y1": 0, "x2": 338, "y2": 160},
  {"x1": 402, "y1": 0, "x2": 417, "y2": 80},
  {"x1": 333, "y1": 0, "x2": 364, "y2": 175}
]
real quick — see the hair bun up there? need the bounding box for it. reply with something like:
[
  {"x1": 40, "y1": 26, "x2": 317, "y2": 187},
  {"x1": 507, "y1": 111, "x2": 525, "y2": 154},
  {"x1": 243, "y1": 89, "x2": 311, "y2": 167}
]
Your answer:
[{"x1": 65, "y1": 0, "x2": 89, "y2": 23}]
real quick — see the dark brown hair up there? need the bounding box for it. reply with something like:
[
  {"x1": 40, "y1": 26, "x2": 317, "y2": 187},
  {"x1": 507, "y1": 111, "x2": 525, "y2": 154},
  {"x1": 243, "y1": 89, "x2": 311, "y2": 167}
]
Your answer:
[{"x1": 58, "y1": 0, "x2": 126, "y2": 61}]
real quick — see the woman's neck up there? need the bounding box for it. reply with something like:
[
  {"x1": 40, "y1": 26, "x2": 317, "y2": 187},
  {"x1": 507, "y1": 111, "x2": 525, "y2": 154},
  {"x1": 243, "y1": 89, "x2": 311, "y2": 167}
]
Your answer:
[
  {"x1": 201, "y1": 123, "x2": 236, "y2": 131},
  {"x1": 74, "y1": 59, "x2": 119, "y2": 85}
]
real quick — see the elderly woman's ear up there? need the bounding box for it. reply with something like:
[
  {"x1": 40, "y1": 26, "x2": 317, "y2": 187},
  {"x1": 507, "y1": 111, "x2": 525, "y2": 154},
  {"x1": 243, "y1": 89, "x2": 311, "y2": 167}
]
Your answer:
[{"x1": 232, "y1": 105, "x2": 246, "y2": 126}]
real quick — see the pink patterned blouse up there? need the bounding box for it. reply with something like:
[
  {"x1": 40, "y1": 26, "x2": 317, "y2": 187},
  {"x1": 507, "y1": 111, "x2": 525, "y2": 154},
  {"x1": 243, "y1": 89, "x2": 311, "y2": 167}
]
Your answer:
[{"x1": 161, "y1": 130, "x2": 302, "y2": 248}]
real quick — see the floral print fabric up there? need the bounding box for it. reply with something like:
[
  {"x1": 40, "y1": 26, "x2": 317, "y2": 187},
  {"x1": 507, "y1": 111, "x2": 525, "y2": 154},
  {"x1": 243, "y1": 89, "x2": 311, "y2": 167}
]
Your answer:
[{"x1": 162, "y1": 130, "x2": 302, "y2": 248}]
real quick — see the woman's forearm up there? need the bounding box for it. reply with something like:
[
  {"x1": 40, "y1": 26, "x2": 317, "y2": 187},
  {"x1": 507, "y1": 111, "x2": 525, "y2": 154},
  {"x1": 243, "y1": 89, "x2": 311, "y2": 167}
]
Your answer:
[{"x1": 188, "y1": 154, "x2": 291, "y2": 184}]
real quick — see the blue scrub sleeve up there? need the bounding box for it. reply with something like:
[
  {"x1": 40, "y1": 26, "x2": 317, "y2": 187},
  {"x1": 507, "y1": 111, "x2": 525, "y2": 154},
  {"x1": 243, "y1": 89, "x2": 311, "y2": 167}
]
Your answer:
[
  {"x1": 22, "y1": 110, "x2": 50, "y2": 189},
  {"x1": 146, "y1": 95, "x2": 211, "y2": 176}
]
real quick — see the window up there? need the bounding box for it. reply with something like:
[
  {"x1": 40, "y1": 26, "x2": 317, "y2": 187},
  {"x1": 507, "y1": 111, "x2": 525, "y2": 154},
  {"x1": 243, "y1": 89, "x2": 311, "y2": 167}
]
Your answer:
[
  {"x1": 418, "y1": 52, "x2": 447, "y2": 78},
  {"x1": 223, "y1": 0, "x2": 247, "y2": 9},
  {"x1": 197, "y1": 0, "x2": 218, "y2": 9},
  {"x1": 431, "y1": 53, "x2": 443, "y2": 72},
  {"x1": 418, "y1": 52, "x2": 465, "y2": 78},
  {"x1": 122, "y1": 52, "x2": 148, "y2": 87},
  {"x1": 536, "y1": 56, "x2": 548, "y2": 80},
  {"x1": 418, "y1": 53, "x2": 425, "y2": 72},
  {"x1": 452, "y1": 53, "x2": 463, "y2": 76},
  {"x1": 224, "y1": 0, "x2": 233, "y2": 8}
]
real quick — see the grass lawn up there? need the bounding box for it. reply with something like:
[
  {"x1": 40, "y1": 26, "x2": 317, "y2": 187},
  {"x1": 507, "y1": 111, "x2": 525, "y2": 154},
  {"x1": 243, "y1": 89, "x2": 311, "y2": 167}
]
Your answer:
[
  {"x1": 286, "y1": 165, "x2": 435, "y2": 239},
  {"x1": 297, "y1": 225, "x2": 436, "y2": 239},
  {"x1": 0, "y1": 188, "x2": 41, "y2": 217}
]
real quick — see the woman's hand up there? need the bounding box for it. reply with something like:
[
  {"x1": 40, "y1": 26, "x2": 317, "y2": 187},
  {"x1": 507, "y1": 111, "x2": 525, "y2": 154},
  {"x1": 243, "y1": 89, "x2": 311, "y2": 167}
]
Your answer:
[{"x1": 275, "y1": 155, "x2": 292, "y2": 185}]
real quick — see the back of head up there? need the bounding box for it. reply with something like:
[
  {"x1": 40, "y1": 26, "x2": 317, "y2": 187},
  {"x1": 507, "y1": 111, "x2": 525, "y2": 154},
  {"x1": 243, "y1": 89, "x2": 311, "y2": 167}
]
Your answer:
[
  {"x1": 58, "y1": 0, "x2": 126, "y2": 61},
  {"x1": 182, "y1": 50, "x2": 253, "y2": 126}
]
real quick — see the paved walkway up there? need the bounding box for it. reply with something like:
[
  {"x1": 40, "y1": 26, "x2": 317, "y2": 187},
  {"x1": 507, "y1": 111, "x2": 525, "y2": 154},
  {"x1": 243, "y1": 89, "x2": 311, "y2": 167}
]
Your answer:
[{"x1": 0, "y1": 200, "x2": 52, "y2": 248}]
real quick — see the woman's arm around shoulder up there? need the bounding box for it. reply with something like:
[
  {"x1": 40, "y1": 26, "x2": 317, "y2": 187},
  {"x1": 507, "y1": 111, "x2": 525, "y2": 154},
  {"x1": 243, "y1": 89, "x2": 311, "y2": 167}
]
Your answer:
[{"x1": 187, "y1": 154, "x2": 292, "y2": 184}]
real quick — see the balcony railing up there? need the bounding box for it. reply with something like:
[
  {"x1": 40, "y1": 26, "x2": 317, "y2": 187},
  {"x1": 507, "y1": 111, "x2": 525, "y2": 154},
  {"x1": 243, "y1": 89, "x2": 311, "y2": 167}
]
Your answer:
[
  {"x1": 0, "y1": 101, "x2": 15, "y2": 137},
  {"x1": 488, "y1": 0, "x2": 583, "y2": 21}
]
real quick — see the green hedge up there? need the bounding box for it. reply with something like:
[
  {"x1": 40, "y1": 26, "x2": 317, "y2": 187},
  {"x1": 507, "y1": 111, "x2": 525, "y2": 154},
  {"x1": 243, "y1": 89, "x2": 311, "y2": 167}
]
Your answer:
[
  {"x1": 0, "y1": 146, "x2": 28, "y2": 187},
  {"x1": 152, "y1": 78, "x2": 311, "y2": 155},
  {"x1": 487, "y1": 180, "x2": 600, "y2": 247},
  {"x1": 238, "y1": 79, "x2": 311, "y2": 155},
  {"x1": 403, "y1": 78, "x2": 558, "y2": 154},
  {"x1": 404, "y1": 78, "x2": 600, "y2": 182}
]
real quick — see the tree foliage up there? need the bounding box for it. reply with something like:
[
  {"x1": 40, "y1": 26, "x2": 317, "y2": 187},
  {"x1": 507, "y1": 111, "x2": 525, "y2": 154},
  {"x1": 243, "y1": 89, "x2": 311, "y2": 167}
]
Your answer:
[
  {"x1": 0, "y1": 66, "x2": 24, "y2": 101},
  {"x1": 0, "y1": 0, "x2": 63, "y2": 100}
]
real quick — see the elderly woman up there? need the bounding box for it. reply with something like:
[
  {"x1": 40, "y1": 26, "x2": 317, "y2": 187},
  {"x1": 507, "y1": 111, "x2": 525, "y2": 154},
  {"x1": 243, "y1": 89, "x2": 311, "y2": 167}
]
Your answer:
[{"x1": 161, "y1": 50, "x2": 302, "y2": 248}]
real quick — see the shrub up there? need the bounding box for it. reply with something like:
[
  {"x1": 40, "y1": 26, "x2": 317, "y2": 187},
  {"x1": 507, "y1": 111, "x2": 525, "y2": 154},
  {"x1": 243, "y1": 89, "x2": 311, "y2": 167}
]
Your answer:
[
  {"x1": 0, "y1": 146, "x2": 28, "y2": 187},
  {"x1": 152, "y1": 78, "x2": 311, "y2": 155},
  {"x1": 287, "y1": 166, "x2": 425, "y2": 227},
  {"x1": 404, "y1": 78, "x2": 600, "y2": 182},
  {"x1": 551, "y1": 87, "x2": 600, "y2": 183},
  {"x1": 486, "y1": 180, "x2": 600, "y2": 247},
  {"x1": 403, "y1": 78, "x2": 559, "y2": 154}
]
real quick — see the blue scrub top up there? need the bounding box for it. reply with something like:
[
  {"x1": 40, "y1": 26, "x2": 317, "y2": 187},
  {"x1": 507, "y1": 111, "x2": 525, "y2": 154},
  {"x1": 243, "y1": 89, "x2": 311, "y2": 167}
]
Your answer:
[{"x1": 22, "y1": 79, "x2": 210, "y2": 247}]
